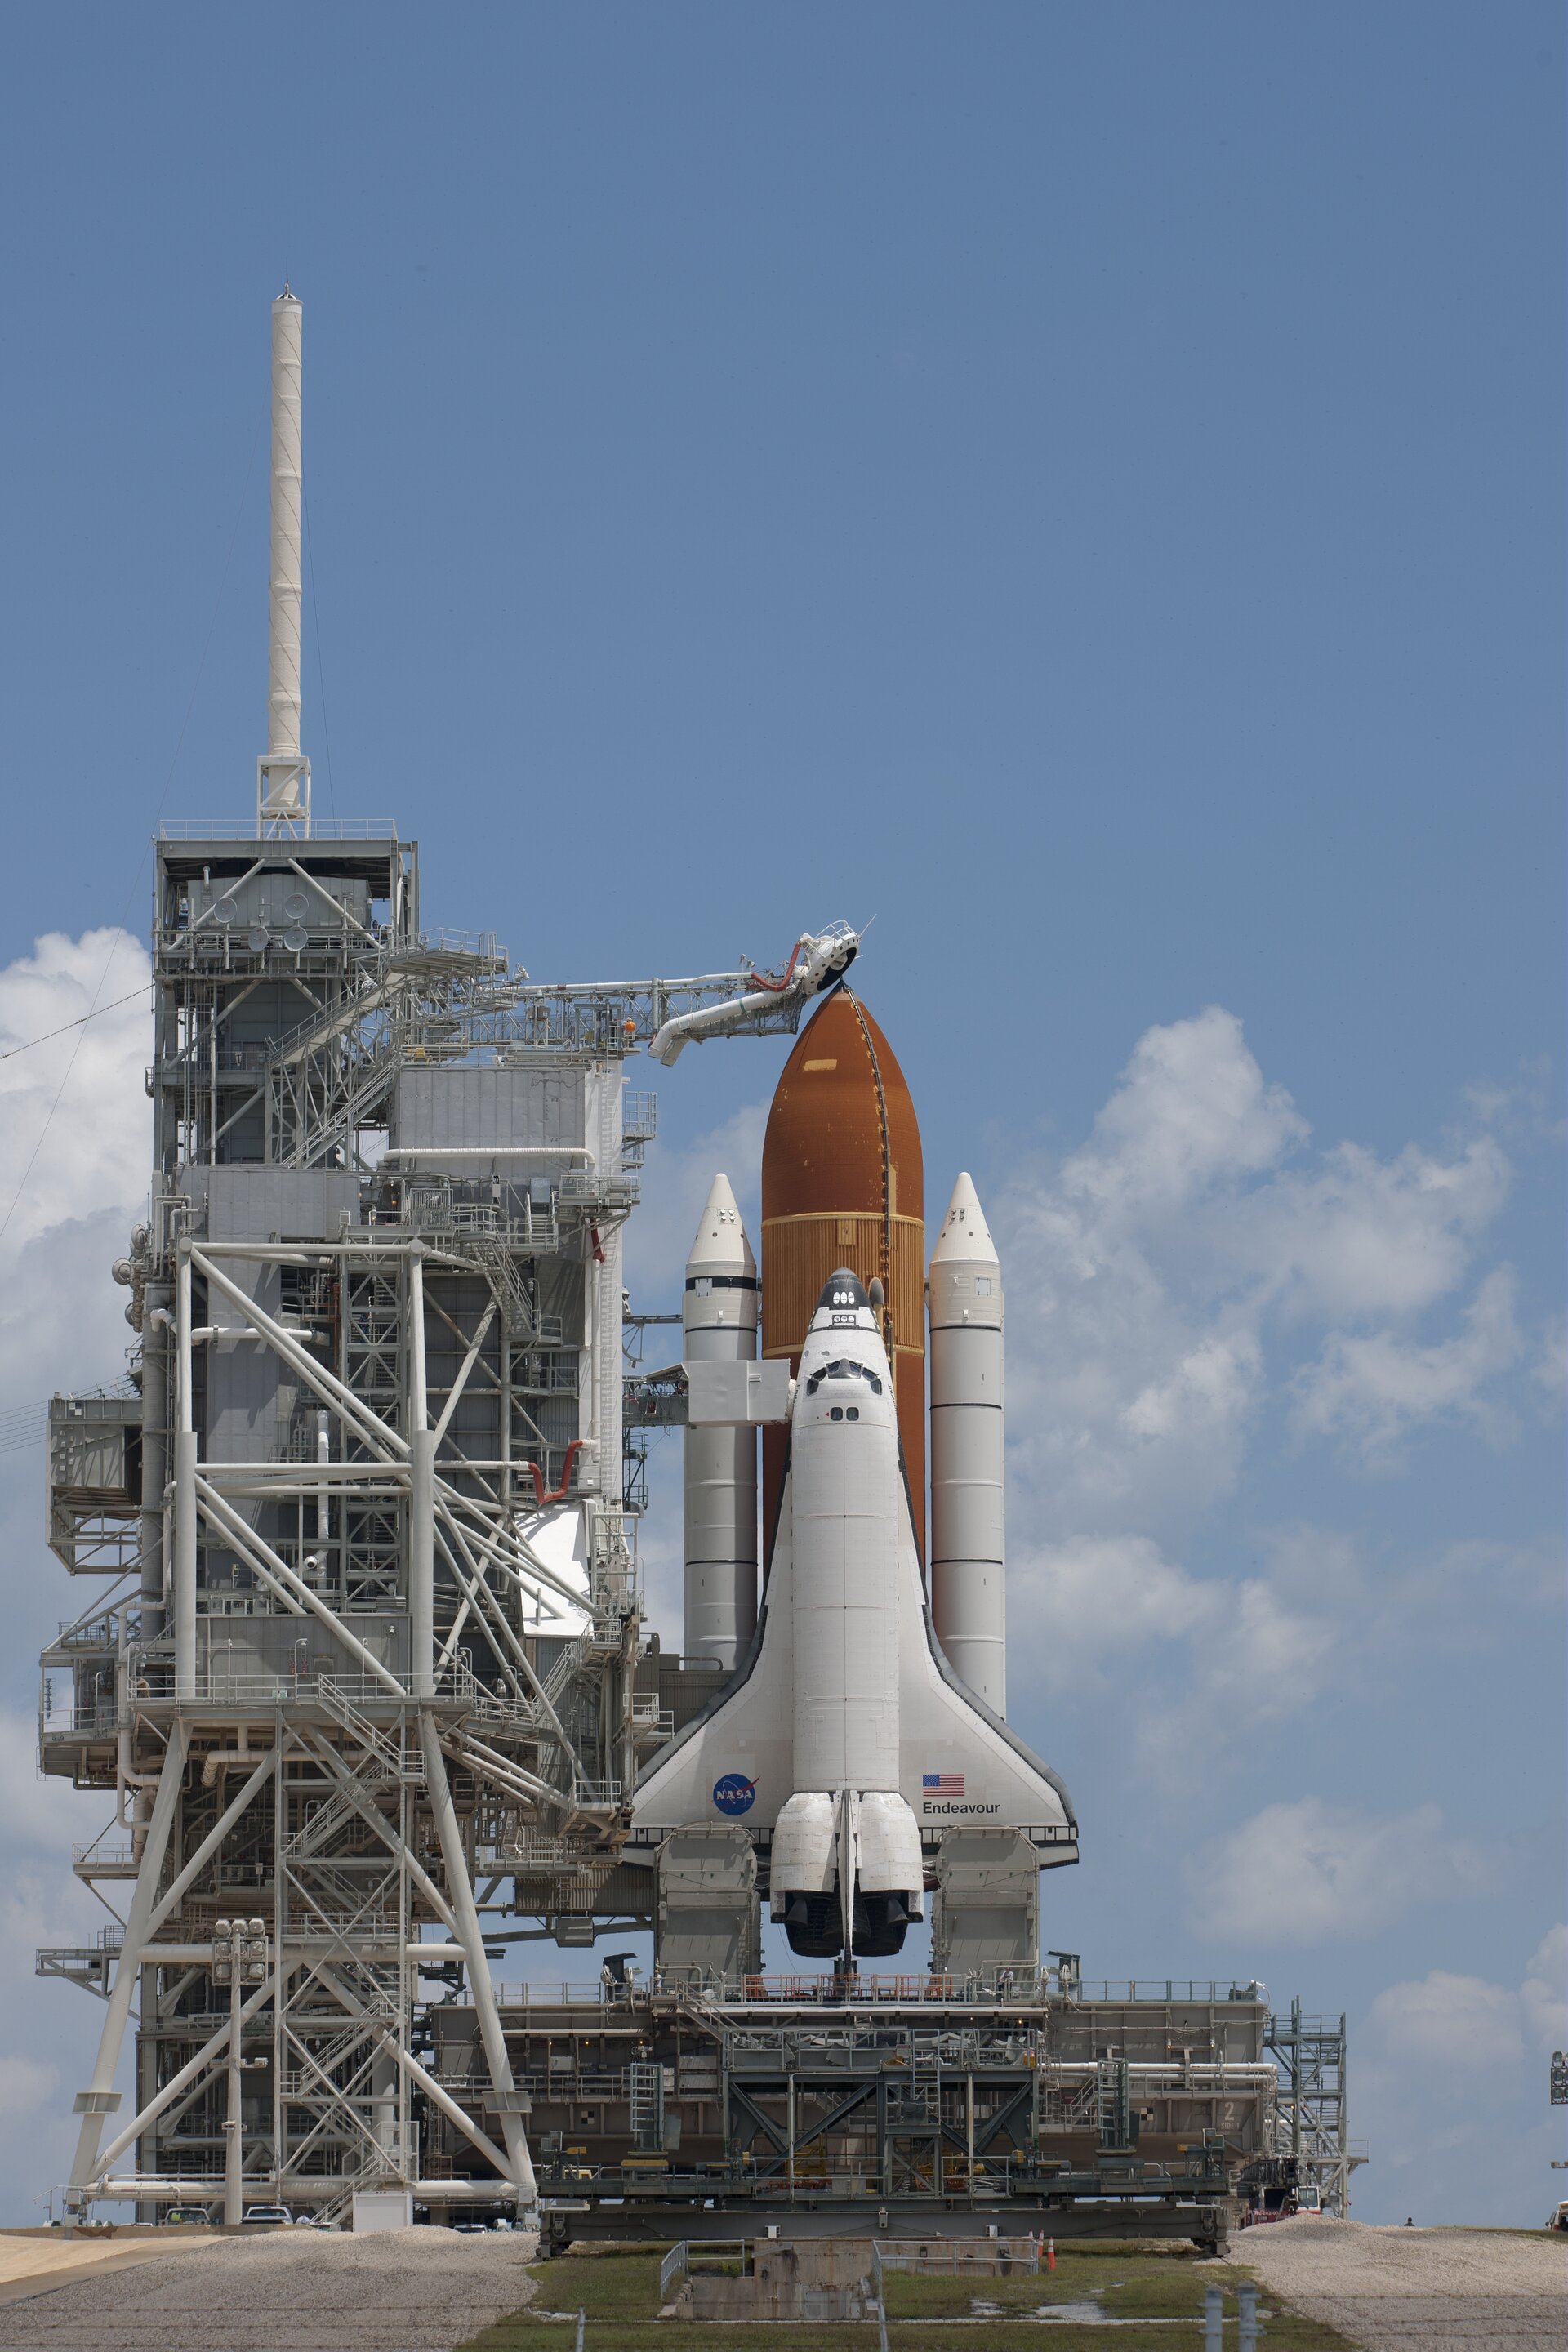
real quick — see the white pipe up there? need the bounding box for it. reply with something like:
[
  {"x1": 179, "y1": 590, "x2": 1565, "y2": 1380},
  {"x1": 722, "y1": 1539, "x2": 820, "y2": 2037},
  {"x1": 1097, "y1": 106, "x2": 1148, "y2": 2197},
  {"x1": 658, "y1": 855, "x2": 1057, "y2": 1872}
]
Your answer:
[
  {"x1": 298, "y1": 1731, "x2": 460, "y2": 1938},
  {"x1": 67, "y1": 1727, "x2": 191, "y2": 2202},
  {"x1": 192, "y1": 1491, "x2": 308, "y2": 1617},
  {"x1": 431, "y1": 1302, "x2": 497, "y2": 1446},
  {"x1": 145, "y1": 1746, "x2": 280, "y2": 1944},
  {"x1": 648, "y1": 928, "x2": 861, "y2": 1065},
  {"x1": 202, "y1": 1734, "x2": 271, "y2": 1788},
  {"x1": 410, "y1": 1252, "x2": 434, "y2": 1700},
  {"x1": 378, "y1": 1147, "x2": 592, "y2": 1163},
  {"x1": 94, "y1": 1966, "x2": 284, "y2": 2178},
  {"x1": 174, "y1": 1251, "x2": 197, "y2": 1701},
  {"x1": 382, "y1": 2038, "x2": 514, "y2": 2179},
  {"x1": 419, "y1": 1711, "x2": 537, "y2": 2207},
  {"x1": 194, "y1": 1477, "x2": 402, "y2": 1695},
  {"x1": 194, "y1": 1250, "x2": 407, "y2": 1461},
  {"x1": 96, "y1": 2178, "x2": 516, "y2": 2204}
]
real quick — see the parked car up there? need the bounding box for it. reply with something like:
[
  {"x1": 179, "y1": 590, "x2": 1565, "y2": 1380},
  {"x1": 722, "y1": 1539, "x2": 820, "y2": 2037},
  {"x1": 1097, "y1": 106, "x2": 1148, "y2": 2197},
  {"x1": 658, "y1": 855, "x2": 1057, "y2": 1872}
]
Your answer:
[
  {"x1": 242, "y1": 2205, "x2": 296, "y2": 2226},
  {"x1": 1546, "y1": 2200, "x2": 1568, "y2": 2233},
  {"x1": 163, "y1": 2207, "x2": 212, "y2": 2226}
]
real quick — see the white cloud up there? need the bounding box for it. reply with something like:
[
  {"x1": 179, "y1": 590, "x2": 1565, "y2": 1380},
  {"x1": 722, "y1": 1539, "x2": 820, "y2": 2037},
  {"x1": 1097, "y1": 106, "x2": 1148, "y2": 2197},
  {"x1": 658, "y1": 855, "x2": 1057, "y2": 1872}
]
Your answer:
[
  {"x1": 1060, "y1": 1006, "x2": 1307, "y2": 1218},
  {"x1": 1521, "y1": 1925, "x2": 1568, "y2": 2051},
  {"x1": 1232, "y1": 1136, "x2": 1511, "y2": 1324},
  {"x1": 1290, "y1": 1266, "x2": 1523, "y2": 1471},
  {"x1": 0, "y1": 1707, "x2": 109, "y2": 1858},
  {"x1": 1009, "y1": 1535, "x2": 1338, "y2": 1771},
  {"x1": 1353, "y1": 1931, "x2": 1568, "y2": 2216},
  {"x1": 1186, "y1": 1798, "x2": 1488, "y2": 1943},
  {"x1": 997, "y1": 1006, "x2": 1524, "y2": 1537},
  {"x1": 0, "y1": 2054, "x2": 58, "y2": 2119},
  {"x1": 1365, "y1": 1969, "x2": 1525, "y2": 2070},
  {"x1": 1361, "y1": 1927, "x2": 1566, "y2": 2095},
  {"x1": 622, "y1": 1098, "x2": 768, "y2": 1314},
  {"x1": 0, "y1": 928, "x2": 151, "y2": 1254},
  {"x1": 1533, "y1": 1314, "x2": 1568, "y2": 1412}
]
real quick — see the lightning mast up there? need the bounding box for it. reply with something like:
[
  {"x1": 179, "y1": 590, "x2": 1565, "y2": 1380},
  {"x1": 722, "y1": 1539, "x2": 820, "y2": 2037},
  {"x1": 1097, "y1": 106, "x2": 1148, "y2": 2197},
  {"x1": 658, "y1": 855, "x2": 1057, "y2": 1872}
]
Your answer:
[{"x1": 257, "y1": 286, "x2": 310, "y2": 835}]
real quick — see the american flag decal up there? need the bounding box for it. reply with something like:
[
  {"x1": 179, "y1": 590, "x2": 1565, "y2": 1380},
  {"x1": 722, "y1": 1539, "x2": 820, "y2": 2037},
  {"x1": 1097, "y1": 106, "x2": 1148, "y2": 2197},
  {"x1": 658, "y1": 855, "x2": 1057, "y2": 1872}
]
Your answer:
[{"x1": 923, "y1": 1771, "x2": 964, "y2": 1796}]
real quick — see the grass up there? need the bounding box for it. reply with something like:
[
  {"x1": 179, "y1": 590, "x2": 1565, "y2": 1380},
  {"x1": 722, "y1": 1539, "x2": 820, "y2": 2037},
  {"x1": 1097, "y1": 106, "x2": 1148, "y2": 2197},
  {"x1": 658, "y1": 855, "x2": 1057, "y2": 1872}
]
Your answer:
[{"x1": 457, "y1": 2238, "x2": 1359, "y2": 2350}]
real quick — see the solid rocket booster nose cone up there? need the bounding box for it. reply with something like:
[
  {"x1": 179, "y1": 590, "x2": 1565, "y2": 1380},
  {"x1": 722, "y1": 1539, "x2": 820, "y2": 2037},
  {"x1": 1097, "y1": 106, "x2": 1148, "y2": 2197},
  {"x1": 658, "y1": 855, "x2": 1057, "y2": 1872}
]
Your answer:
[
  {"x1": 688, "y1": 1172, "x2": 756, "y2": 1276},
  {"x1": 931, "y1": 1170, "x2": 999, "y2": 1264}
]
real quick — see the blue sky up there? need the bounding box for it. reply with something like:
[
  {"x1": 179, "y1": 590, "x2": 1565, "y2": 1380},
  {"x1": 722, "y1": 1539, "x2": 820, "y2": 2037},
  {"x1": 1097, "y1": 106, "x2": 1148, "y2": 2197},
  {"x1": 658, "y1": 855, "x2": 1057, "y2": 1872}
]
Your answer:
[{"x1": 0, "y1": 3, "x2": 1561, "y2": 2226}]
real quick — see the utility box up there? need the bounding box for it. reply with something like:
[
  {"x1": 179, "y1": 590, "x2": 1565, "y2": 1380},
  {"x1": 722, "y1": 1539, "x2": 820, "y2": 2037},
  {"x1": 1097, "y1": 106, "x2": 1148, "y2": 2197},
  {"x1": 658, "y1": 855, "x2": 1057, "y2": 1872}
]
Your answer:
[{"x1": 351, "y1": 2189, "x2": 413, "y2": 2233}]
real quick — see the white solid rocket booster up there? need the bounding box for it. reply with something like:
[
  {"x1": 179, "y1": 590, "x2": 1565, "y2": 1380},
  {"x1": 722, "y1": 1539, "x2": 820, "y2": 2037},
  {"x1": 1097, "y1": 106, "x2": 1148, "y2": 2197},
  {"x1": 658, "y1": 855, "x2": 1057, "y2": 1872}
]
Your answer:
[
  {"x1": 929, "y1": 1173, "x2": 1007, "y2": 1714},
  {"x1": 682, "y1": 1174, "x2": 759, "y2": 1672}
]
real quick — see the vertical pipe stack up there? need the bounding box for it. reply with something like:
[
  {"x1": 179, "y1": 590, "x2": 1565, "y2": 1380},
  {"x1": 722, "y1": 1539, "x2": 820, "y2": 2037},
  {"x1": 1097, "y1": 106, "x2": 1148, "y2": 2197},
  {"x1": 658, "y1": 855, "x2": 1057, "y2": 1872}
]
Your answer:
[
  {"x1": 259, "y1": 286, "x2": 308, "y2": 825},
  {"x1": 928, "y1": 1174, "x2": 1007, "y2": 1713},
  {"x1": 682, "y1": 1174, "x2": 758, "y2": 1671}
]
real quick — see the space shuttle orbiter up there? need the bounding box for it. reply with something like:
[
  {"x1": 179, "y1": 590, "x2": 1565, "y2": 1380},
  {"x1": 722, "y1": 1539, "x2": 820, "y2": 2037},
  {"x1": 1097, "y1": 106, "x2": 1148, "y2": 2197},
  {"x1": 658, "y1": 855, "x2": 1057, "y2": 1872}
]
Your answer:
[{"x1": 631, "y1": 1264, "x2": 1077, "y2": 1959}]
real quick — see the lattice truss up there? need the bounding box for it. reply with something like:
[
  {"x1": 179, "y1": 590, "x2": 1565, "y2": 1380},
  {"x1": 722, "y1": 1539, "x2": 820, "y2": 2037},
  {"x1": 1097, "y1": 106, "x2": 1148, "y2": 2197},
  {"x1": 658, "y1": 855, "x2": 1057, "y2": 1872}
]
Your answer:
[{"x1": 39, "y1": 829, "x2": 854, "y2": 2221}]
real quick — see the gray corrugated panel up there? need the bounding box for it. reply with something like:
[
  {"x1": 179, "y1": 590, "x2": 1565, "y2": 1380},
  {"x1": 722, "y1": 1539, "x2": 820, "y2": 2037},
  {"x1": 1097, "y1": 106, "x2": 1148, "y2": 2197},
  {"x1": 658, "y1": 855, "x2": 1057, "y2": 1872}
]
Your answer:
[
  {"x1": 538, "y1": 1260, "x2": 586, "y2": 1343},
  {"x1": 206, "y1": 1256, "x2": 284, "y2": 1485},
  {"x1": 197, "y1": 1614, "x2": 408, "y2": 1682},
  {"x1": 392, "y1": 1066, "x2": 586, "y2": 1150},
  {"x1": 206, "y1": 1167, "x2": 362, "y2": 1240}
]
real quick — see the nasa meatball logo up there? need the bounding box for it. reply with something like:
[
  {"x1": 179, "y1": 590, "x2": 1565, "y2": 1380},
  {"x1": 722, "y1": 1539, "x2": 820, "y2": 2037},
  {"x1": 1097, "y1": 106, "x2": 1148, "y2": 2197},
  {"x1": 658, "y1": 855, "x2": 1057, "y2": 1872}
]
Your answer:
[{"x1": 712, "y1": 1773, "x2": 757, "y2": 1817}]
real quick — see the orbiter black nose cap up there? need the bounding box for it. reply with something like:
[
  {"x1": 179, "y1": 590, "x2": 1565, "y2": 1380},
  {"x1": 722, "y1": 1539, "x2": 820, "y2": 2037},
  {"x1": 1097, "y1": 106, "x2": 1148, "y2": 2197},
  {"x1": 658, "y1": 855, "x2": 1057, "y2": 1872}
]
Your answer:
[{"x1": 818, "y1": 1267, "x2": 870, "y2": 1312}]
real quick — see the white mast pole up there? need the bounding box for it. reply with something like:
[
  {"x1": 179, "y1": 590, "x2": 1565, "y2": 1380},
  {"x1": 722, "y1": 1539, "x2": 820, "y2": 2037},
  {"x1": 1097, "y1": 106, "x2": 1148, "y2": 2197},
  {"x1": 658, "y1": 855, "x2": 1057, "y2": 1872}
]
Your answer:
[{"x1": 257, "y1": 285, "x2": 310, "y2": 833}]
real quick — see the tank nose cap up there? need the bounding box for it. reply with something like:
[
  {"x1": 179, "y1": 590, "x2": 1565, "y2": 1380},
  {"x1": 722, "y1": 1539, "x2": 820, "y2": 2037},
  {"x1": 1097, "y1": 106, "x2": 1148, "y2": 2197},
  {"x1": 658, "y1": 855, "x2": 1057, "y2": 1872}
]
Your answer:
[{"x1": 817, "y1": 1267, "x2": 870, "y2": 1312}]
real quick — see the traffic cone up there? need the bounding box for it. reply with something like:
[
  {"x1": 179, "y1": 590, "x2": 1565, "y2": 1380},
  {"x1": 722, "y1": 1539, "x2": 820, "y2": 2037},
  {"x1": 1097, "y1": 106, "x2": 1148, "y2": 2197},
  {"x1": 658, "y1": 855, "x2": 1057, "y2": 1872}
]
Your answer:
[{"x1": 1046, "y1": 2238, "x2": 1056, "y2": 2273}]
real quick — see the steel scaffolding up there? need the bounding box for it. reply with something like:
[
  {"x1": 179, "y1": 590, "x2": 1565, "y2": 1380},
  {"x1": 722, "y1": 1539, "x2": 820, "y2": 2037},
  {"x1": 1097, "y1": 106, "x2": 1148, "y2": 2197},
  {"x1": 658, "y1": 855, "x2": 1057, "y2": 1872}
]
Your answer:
[
  {"x1": 37, "y1": 819, "x2": 842, "y2": 2224},
  {"x1": 1266, "y1": 1998, "x2": 1361, "y2": 2215}
]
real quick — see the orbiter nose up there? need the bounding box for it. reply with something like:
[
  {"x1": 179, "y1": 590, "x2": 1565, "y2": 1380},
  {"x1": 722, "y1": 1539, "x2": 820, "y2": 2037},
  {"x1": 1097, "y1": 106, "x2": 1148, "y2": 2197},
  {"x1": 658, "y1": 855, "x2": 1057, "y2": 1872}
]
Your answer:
[{"x1": 815, "y1": 1267, "x2": 871, "y2": 1314}]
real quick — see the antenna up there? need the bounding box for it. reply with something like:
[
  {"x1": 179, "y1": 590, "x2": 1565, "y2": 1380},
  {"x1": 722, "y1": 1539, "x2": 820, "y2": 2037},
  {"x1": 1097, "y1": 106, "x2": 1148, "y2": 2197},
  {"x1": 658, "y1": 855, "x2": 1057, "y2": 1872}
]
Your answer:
[{"x1": 256, "y1": 285, "x2": 310, "y2": 835}]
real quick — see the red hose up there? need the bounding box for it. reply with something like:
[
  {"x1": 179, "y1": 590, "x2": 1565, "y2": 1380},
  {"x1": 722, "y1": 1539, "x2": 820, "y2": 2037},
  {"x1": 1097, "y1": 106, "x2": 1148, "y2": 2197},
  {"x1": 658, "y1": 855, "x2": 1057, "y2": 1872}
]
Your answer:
[
  {"x1": 522, "y1": 1438, "x2": 584, "y2": 1508},
  {"x1": 748, "y1": 938, "x2": 805, "y2": 994}
]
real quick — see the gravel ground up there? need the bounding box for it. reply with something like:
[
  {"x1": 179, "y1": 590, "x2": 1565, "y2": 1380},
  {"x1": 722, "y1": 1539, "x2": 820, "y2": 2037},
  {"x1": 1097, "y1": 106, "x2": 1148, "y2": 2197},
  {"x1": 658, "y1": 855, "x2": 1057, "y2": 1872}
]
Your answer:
[
  {"x1": 0, "y1": 2225, "x2": 540, "y2": 2352},
  {"x1": 1238, "y1": 2216, "x2": 1567, "y2": 2350}
]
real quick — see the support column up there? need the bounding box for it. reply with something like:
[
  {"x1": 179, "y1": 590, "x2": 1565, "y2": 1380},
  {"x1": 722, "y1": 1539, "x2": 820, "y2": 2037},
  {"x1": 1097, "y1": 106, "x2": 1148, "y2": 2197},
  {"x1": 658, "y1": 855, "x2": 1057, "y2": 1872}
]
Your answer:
[
  {"x1": 417, "y1": 1712, "x2": 536, "y2": 2209},
  {"x1": 410, "y1": 1433, "x2": 435, "y2": 1701},
  {"x1": 409, "y1": 1250, "x2": 434, "y2": 1700},
  {"x1": 224, "y1": 1949, "x2": 243, "y2": 2226},
  {"x1": 173, "y1": 1249, "x2": 197, "y2": 1702},
  {"x1": 67, "y1": 1726, "x2": 190, "y2": 2212}
]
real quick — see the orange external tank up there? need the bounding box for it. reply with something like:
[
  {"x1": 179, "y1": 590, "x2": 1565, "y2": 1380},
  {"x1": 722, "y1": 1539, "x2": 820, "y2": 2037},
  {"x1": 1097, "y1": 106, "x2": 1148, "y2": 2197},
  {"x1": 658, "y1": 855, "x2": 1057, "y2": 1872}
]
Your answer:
[{"x1": 760, "y1": 989, "x2": 926, "y2": 1570}]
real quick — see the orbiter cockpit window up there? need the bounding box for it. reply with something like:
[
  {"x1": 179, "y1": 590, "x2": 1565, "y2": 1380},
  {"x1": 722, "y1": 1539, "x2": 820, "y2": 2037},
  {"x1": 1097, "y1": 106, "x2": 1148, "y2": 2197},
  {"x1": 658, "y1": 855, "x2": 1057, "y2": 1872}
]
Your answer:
[{"x1": 805, "y1": 1358, "x2": 884, "y2": 1398}]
